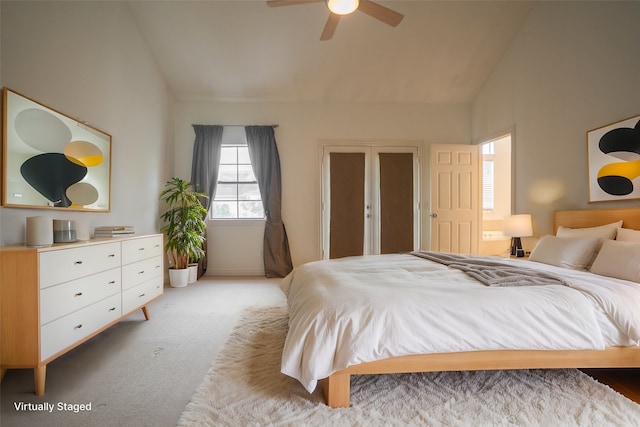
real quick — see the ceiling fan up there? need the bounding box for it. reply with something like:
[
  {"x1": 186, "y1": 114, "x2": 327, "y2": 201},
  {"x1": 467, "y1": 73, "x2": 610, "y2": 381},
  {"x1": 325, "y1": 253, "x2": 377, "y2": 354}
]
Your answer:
[{"x1": 266, "y1": 0, "x2": 404, "y2": 41}]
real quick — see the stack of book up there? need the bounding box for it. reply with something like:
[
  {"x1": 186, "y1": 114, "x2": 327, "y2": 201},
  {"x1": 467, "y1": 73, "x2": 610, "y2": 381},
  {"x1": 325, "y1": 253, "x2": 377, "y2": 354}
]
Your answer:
[{"x1": 94, "y1": 226, "x2": 135, "y2": 238}]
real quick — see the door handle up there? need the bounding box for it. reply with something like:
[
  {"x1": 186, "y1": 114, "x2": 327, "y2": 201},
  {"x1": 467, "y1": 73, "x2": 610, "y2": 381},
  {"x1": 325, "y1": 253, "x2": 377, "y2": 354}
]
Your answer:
[{"x1": 430, "y1": 213, "x2": 438, "y2": 218}]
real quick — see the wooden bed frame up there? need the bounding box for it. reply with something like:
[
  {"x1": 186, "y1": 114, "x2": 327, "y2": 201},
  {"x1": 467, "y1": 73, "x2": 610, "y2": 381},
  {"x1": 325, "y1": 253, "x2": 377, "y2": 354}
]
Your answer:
[{"x1": 320, "y1": 206, "x2": 640, "y2": 408}]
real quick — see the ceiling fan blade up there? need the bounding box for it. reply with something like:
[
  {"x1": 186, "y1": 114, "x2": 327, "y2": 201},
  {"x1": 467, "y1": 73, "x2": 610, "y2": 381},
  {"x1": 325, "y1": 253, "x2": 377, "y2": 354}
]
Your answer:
[
  {"x1": 320, "y1": 13, "x2": 340, "y2": 41},
  {"x1": 357, "y1": 0, "x2": 404, "y2": 27},
  {"x1": 266, "y1": 0, "x2": 323, "y2": 7}
]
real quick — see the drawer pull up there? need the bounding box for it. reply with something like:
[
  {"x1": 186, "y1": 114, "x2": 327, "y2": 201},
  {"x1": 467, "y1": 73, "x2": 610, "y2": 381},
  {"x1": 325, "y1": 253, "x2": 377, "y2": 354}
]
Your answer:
[
  {"x1": 109, "y1": 307, "x2": 117, "y2": 312},
  {"x1": 138, "y1": 247, "x2": 145, "y2": 251},
  {"x1": 109, "y1": 280, "x2": 116, "y2": 285},
  {"x1": 74, "y1": 260, "x2": 83, "y2": 265},
  {"x1": 74, "y1": 324, "x2": 83, "y2": 330},
  {"x1": 138, "y1": 293, "x2": 146, "y2": 298},
  {"x1": 74, "y1": 292, "x2": 83, "y2": 297},
  {"x1": 138, "y1": 270, "x2": 145, "y2": 275},
  {"x1": 108, "y1": 254, "x2": 116, "y2": 258}
]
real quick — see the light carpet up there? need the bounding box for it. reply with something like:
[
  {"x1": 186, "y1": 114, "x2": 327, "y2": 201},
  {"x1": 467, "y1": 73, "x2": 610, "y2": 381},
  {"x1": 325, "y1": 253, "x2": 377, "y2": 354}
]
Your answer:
[{"x1": 178, "y1": 305, "x2": 640, "y2": 426}]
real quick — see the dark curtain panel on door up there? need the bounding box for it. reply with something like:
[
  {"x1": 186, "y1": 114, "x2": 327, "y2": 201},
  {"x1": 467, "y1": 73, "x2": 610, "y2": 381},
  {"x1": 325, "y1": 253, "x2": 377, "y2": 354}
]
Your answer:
[
  {"x1": 379, "y1": 152, "x2": 414, "y2": 253},
  {"x1": 190, "y1": 124, "x2": 223, "y2": 277},
  {"x1": 329, "y1": 152, "x2": 365, "y2": 259},
  {"x1": 245, "y1": 126, "x2": 293, "y2": 278}
]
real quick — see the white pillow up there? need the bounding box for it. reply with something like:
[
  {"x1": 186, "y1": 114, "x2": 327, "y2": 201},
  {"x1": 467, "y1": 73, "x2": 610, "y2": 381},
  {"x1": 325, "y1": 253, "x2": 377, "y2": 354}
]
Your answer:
[
  {"x1": 616, "y1": 228, "x2": 640, "y2": 243},
  {"x1": 529, "y1": 235, "x2": 602, "y2": 270},
  {"x1": 556, "y1": 220, "x2": 623, "y2": 240},
  {"x1": 590, "y1": 240, "x2": 640, "y2": 283}
]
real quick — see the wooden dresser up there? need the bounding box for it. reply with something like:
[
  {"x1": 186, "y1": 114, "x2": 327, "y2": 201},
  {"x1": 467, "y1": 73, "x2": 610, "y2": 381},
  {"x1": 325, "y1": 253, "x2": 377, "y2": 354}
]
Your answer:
[{"x1": 0, "y1": 234, "x2": 163, "y2": 395}]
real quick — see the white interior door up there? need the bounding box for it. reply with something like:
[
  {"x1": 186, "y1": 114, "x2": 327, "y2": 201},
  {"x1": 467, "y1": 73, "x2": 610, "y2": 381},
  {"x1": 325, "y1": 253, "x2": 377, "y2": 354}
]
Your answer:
[{"x1": 430, "y1": 144, "x2": 480, "y2": 254}]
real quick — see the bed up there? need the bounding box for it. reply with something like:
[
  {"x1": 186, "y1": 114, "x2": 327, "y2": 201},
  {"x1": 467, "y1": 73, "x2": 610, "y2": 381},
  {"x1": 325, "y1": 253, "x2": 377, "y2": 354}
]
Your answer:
[{"x1": 280, "y1": 207, "x2": 640, "y2": 408}]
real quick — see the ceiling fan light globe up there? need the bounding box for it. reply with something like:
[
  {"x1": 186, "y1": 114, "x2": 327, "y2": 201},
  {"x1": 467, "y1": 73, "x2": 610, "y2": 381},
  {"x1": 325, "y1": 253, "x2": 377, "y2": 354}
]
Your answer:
[{"x1": 326, "y1": 0, "x2": 359, "y2": 15}]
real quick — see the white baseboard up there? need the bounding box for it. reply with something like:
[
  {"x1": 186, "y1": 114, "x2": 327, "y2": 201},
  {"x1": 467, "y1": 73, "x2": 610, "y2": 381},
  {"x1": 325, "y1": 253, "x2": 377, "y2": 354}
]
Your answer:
[{"x1": 204, "y1": 268, "x2": 264, "y2": 276}]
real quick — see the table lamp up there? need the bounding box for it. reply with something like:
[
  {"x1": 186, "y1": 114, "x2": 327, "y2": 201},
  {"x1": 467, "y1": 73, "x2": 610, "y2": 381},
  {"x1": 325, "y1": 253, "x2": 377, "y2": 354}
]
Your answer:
[{"x1": 503, "y1": 214, "x2": 533, "y2": 257}]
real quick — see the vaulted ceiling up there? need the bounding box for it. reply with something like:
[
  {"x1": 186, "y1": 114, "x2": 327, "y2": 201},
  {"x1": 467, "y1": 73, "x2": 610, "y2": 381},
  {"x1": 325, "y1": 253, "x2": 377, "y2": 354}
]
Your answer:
[{"x1": 126, "y1": 1, "x2": 533, "y2": 103}]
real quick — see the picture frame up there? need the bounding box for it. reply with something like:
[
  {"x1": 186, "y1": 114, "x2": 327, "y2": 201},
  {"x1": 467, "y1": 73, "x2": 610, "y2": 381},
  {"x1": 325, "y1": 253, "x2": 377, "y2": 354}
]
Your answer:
[
  {"x1": 2, "y1": 87, "x2": 112, "y2": 211},
  {"x1": 586, "y1": 114, "x2": 640, "y2": 203}
]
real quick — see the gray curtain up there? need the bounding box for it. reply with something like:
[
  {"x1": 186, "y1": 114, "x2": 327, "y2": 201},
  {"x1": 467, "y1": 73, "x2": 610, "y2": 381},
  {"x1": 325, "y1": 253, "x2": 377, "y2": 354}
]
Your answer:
[
  {"x1": 190, "y1": 125, "x2": 223, "y2": 209},
  {"x1": 245, "y1": 126, "x2": 293, "y2": 278},
  {"x1": 190, "y1": 125, "x2": 223, "y2": 277}
]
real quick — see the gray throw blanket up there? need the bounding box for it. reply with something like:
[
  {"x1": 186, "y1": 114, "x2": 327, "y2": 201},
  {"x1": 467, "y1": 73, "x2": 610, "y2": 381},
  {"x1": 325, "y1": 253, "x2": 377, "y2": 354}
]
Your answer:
[{"x1": 411, "y1": 251, "x2": 572, "y2": 287}]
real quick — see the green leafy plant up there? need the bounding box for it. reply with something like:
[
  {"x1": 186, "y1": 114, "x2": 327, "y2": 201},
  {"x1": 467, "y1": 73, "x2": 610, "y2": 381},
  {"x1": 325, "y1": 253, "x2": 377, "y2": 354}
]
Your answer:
[{"x1": 159, "y1": 177, "x2": 208, "y2": 270}]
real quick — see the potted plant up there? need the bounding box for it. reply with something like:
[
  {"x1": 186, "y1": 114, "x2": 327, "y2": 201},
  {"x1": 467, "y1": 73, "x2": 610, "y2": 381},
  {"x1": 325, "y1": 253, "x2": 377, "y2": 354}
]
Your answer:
[
  {"x1": 187, "y1": 255, "x2": 201, "y2": 284},
  {"x1": 159, "y1": 177, "x2": 208, "y2": 287}
]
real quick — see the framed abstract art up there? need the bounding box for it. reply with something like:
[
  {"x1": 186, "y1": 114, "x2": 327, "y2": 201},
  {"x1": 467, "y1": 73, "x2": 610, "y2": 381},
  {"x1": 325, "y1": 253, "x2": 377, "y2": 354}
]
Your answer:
[
  {"x1": 587, "y1": 114, "x2": 640, "y2": 202},
  {"x1": 2, "y1": 88, "x2": 111, "y2": 211}
]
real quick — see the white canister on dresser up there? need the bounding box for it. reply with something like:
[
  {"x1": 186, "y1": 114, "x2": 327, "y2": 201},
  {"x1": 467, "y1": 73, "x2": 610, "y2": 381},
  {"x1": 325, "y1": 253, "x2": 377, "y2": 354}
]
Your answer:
[
  {"x1": 76, "y1": 220, "x2": 91, "y2": 241},
  {"x1": 26, "y1": 216, "x2": 53, "y2": 247}
]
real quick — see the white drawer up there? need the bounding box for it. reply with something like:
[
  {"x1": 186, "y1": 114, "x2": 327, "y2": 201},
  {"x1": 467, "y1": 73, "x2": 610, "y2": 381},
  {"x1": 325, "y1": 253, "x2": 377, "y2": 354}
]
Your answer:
[
  {"x1": 122, "y1": 256, "x2": 162, "y2": 291},
  {"x1": 122, "y1": 235, "x2": 163, "y2": 265},
  {"x1": 122, "y1": 277, "x2": 163, "y2": 316},
  {"x1": 39, "y1": 243, "x2": 121, "y2": 288},
  {"x1": 40, "y1": 268, "x2": 121, "y2": 325},
  {"x1": 41, "y1": 293, "x2": 121, "y2": 361}
]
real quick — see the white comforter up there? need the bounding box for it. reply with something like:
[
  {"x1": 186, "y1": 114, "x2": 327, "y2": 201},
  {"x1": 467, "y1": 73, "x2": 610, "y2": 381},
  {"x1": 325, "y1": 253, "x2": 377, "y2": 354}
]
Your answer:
[{"x1": 280, "y1": 254, "x2": 640, "y2": 393}]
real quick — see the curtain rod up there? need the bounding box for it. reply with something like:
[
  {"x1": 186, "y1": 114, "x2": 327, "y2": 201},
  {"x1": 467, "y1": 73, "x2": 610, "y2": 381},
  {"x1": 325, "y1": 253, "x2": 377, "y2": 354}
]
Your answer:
[{"x1": 193, "y1": 124, "x2": 279, "y2": 128}]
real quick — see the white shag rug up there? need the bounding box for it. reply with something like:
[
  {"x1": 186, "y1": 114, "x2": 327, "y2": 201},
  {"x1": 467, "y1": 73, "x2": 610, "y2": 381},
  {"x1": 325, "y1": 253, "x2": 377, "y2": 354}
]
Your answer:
[{"x1": 178, "y1": 306, "x2": 640, "y2": 427}]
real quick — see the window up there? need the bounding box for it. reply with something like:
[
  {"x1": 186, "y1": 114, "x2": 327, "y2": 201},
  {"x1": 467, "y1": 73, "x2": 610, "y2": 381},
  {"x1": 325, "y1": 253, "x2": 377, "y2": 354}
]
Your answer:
[
  {"x1": 482, "y1": 141, "x2": 495, "y2": 155},
  {"x1": 482, "y1": 159, "x2": 494, "y2": 211},
  {"x1": 210, "y1": 128, "x2": 264, "y2": 219},
  {"x1": 482, "y1": 142, "x2": 495, "y2": 211},
  {"x1": 479, "y1": 135, "x2": 512, "y2": 223}
]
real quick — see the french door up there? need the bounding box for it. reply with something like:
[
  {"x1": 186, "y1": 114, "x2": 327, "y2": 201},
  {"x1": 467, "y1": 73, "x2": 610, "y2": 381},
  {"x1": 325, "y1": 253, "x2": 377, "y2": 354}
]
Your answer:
[{"x1": 321, "y1": 144, "x2": 420, "y2": 259}]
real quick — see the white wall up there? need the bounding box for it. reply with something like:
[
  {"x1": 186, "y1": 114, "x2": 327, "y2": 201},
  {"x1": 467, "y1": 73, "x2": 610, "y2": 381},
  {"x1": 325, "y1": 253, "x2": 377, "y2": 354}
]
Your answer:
[
  {"x1": 0, "y1": 2, "x2": 470, "y2": 272},
  {"x1": 175, "y1": 101, "x2": 471, "y2": 267},
  {"x1": 206, "y1": 220, "x2": 265, "y2": 276},
  {"x1": 6, "y1": 2, "x2": 635, "y2": 270},
  {"x1": 0, "y1": 2, "x2": 174, "y2": 245},
  {"x1": 472, "y1": 1, "x2": 640, "y2": 235}
]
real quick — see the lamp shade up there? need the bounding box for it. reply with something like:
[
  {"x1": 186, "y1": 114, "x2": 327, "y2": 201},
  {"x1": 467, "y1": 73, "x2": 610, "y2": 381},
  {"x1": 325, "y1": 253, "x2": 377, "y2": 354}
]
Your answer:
[
  {"x1": 503, "y1": 214, "x2": 533, "y2": 237},
  {"x1": 326, "y1": 0, "x2": 359, "y2": 15}
]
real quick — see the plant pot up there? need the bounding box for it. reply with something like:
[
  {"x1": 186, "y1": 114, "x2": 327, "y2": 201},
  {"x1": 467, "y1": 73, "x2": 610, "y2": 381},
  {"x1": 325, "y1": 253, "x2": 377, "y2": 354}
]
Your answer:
[
  {"x1": 187, "y1": 263, "x2": 198, "y2": 284},
  {"x1": 169, "y1": 268, "x2": 190, "y2": 288}
]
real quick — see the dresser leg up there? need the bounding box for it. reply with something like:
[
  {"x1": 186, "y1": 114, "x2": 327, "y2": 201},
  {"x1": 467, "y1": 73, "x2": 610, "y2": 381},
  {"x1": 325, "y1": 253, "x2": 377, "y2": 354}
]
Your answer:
[
  {"x1": 34, "y1": 365, "x2": 46, "y2": 396},
  {"x1": 1, "y1": 368, "x2": 6, "y2": 382},
  {"x1": 141, "y1": 305, "x2": 150, "y2": 320}
]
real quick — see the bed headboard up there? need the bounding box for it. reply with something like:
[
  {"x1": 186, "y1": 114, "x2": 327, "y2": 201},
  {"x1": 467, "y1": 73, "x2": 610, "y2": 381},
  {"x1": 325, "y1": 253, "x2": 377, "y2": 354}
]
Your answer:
[{"x1": 554, "y1": 207, "x2": 640, "y2": 232}]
